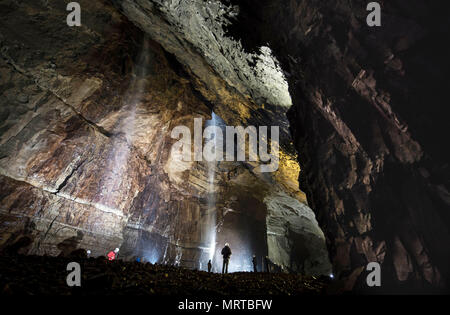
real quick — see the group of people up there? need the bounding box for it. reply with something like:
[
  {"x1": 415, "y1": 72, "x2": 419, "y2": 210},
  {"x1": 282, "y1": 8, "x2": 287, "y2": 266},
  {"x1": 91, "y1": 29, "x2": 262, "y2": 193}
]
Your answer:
[
  {"x1": 208, "y1": 243, "x2": 271, "y2": 274},
  {"x1": 104, "y1": 243, "x2": 271, "y2": 274}
]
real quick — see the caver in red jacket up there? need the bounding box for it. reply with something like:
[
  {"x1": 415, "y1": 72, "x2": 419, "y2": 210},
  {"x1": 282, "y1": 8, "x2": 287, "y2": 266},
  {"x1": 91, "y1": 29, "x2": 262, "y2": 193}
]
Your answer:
[
  {"x1": 107, "y1": 248, "x2": 119, "y2": 261},
  {"x1": 107, "y1": 251, "x2": 116, "y2": 261}
]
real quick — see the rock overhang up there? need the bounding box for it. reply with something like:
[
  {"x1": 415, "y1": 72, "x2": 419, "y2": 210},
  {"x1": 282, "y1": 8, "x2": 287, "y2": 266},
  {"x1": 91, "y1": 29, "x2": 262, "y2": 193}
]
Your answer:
[{"x1": 0, "y1": 0, "x2": 332, "y2": 276}]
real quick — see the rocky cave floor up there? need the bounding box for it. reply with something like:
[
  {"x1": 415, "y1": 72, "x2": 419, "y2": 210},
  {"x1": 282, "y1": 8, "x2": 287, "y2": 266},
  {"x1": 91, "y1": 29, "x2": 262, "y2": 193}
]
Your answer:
[{"x1": 0, "y1": 254, "x2": 329, "y2": 295}]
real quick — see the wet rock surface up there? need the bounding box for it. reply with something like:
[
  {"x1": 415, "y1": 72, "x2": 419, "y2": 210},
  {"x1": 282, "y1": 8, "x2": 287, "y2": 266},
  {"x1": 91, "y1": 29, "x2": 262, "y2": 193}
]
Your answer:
[
  {"x1": 0, "y1": 0, "x2": 331, "y2": 276},
  {"x1": 112, "y1": 0, "x2": 450, "y2": 292},
  {"x1": 0, "y1": 254, "x2": 327, "y2": 295},
  {"x1": 221, "y1": 0, "x2": 450, "y2": 292},
  {"x1": 132, "y1": 0, "x2": 450, "y2": 293},
  {"x1": 112, "y1": 0, "x2": 292, "y2": 120},
  {"x1": 2, "y1": 0, "x2": 449, "y2": 294}
]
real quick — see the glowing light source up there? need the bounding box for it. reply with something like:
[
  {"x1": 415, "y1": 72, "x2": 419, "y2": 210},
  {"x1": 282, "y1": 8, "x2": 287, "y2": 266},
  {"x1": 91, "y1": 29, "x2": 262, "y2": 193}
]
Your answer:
[{"x1": 205, "y1": 112, "x2": 218, "y2": 266}]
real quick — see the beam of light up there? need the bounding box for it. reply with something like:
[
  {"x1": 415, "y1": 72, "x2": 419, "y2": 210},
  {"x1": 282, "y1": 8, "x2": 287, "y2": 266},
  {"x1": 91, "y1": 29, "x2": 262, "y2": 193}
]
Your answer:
[
  {"x1": 208, "y1": 235, "x2": 216, "y2": 261},
  {"x1": 227, "y1": 257, "x2": 252, "y2": 273},
  {"x1": 205, "y1": 112, "x2": 218, "y2": 264},
  {"x1": 142, "y1": 247, "x2": 160, "y2": 264},
  {"x1": 101, "y1": 38, "x2": 151, "y2": 198},
  {"x1": 93, "y1": 38, "x2": 155, "y2": 258},
  {"x1": 202, "y1": 113, "x2": 255, "y2": 273},
  {"x1": 208, "y1": 243, "x2": 254, "y2": 273}
]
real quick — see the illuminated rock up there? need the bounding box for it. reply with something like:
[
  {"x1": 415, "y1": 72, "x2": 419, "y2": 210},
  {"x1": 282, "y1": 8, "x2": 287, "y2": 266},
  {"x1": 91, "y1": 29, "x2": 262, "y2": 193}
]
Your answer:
[{"x1": 0, "y1": 0, "x2": 330, "y2": 276}]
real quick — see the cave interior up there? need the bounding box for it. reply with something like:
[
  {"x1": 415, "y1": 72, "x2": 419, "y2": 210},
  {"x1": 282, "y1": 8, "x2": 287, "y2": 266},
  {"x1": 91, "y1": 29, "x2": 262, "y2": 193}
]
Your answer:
[{"x1": 0, "y1": 0, "x2": 449, "y2": 294}]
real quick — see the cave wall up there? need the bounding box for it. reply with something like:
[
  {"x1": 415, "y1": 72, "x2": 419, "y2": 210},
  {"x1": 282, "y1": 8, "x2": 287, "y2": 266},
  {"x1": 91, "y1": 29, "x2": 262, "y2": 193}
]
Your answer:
[
  {"x1": 224, "y1": 0, "x2": 450, "y2": 292},
  {"x1": 3, "y1": 0, "x2": 449, "y2": 292},
  {"x1": 0, "y1": 0, "x2": 215, "y2": 260},
  {"x1": 108, "y1": 0, "x2": 450, "y2": 291},
  {"x1": 0, "y1": 0, "x2": 331, "y2": 275}
]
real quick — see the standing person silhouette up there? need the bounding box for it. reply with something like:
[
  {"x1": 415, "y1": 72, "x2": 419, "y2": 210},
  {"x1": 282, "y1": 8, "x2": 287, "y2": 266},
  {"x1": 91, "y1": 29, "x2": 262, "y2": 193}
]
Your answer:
[
  {"x1": 207, "y1": 259, "x2": 212, "y2": 272},
  {"x1": 264, "y1": 256, "x2": 270, "y2": 273},
  {"x1": 221, "y1": 243, "x2": 232, "y2": 274},
  {"x1": 252, "y1": 255, "x2": 258, "y2": 272}
]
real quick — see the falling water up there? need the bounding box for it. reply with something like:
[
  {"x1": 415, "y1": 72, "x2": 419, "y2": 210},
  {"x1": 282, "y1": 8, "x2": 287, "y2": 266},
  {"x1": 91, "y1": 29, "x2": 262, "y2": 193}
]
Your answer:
[
  {"x1": 95, "y1": 38, "x2": 152, "y2": 257},
  {"x1": 103, "y1": 39, "x2": 150, "y2": 196},
  {"x1": 205, "y1": 113, "x2": 219, "y2": 265}
]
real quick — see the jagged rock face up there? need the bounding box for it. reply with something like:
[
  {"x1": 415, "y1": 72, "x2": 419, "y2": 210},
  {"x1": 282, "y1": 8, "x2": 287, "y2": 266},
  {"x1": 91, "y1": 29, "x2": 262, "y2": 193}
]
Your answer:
[
  {"x1": 0, "y1": 0, "x2": 331, "y2": 276},
  {"x1": 0, "y1": 0, "x2": 214, "y2": 259},
  {"x1": 3, "y1": 0, "x2": 449, "y2": 293},
  {"x1": 220, "y1": 0, "x2": 450, "y2": 292},
  {"x1": 109, "y1": 0, "x2": 450, "y2": 292},
  {"x1": 111, "y1": 0, "x2": 292, "y2": 106},
  {"x1": 264, "y1": 192, "x2": 331, "y2": 276},
  {"x1": 111, "y1": 0, "x2": 296, "y2": 153}
]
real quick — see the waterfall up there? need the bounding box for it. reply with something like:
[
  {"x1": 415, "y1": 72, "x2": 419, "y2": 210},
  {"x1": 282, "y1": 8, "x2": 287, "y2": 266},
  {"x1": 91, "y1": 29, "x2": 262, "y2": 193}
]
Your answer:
[
  {"x1": 104, "y1": 38, "x2": 150, "y2": 189},
  {"x1": 205, "y1": 112, "x2": 218, "y2": 264},
  {"x1": 97, "y1": 37, "x2": 153, "y2": 259}
]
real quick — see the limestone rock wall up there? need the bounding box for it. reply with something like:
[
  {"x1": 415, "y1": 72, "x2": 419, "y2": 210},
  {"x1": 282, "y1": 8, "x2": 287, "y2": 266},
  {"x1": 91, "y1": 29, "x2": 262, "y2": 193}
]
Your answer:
[
  {"x1": 109, "y1": 0, "x2": 450, "y2": 292},
  {"x1": 0, "y1": 0, "x2": 208, "y2": 260},
  {"x1": 0, "y1": 0, "x2": 331, "y2": 275},
  {"x1": 265, "y1": 192, "x2": 331, "y2": 276},
  {"x1": 222, "y1": 0, "x2": 450, "y2": 292}
]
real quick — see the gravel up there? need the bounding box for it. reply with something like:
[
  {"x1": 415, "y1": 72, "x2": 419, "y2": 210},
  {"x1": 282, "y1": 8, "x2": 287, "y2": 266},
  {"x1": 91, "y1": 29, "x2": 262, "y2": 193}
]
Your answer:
[{"x1": 0, "y1": 253, "x2": 329, "y2": 295}]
